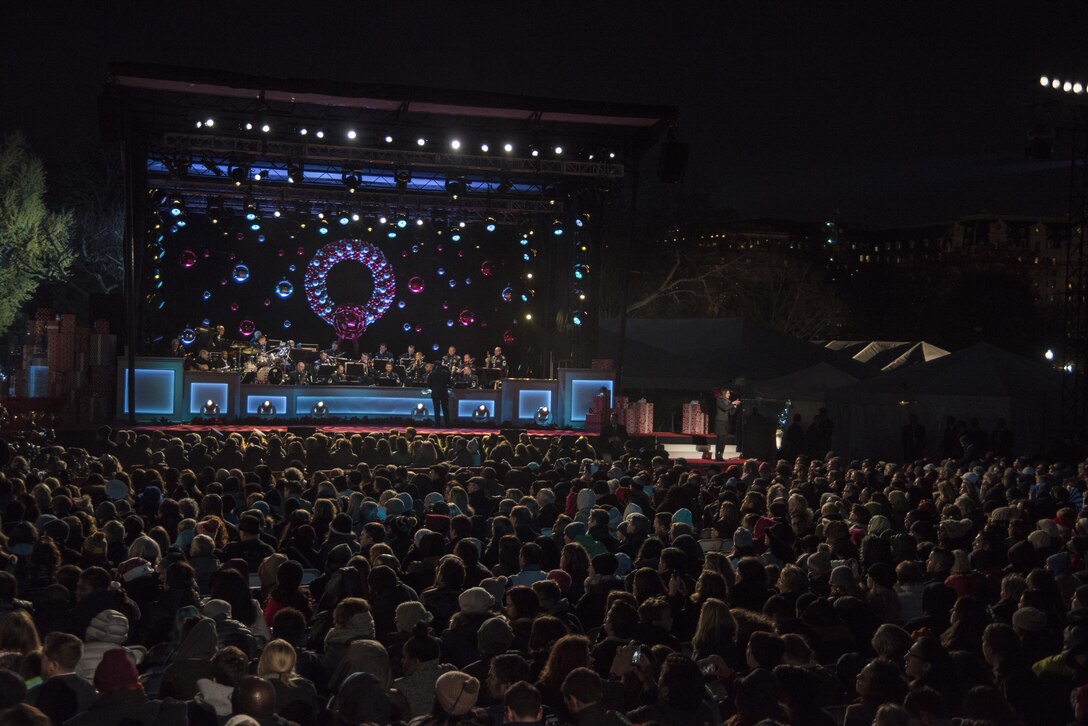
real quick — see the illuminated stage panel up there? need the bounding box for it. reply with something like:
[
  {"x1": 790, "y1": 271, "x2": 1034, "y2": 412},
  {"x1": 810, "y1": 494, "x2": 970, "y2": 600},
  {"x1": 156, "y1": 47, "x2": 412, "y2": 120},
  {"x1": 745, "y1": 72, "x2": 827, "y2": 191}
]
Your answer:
[
  {"x1": 190, "y1": 382, "x2": 230, "y2": 414},
  {"x1": 517, "y1": 389, "x2": 552, "y2": 420},
  {"x1": 457, "y1": 399, "x2": 496, "y2": 418},
  {"x1": 122, "y1": 369, "x2": 177, "y2": 415},
  {"x1": 570, "y1": 379, "x2": 613, "y2": 422},
  {"x1": 295, "y1": 394, "x2": 430, "y2": 416},
  {"x1": 246, "y1": 395, "x2": 289, "y2": 415}
]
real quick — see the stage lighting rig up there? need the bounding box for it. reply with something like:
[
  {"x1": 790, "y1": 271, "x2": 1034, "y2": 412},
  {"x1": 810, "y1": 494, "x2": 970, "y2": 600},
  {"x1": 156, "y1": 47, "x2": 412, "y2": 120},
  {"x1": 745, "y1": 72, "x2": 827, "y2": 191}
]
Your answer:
[
  {"x1": 552, "y1": 219, "x2": 565, "y2": 236},
  {"x1": 200, "y1": 400, "x2": 220, "y2": 417},
  {"x1": 445, "y1": 178, "x2": 466, "y2": 199},
  {"x1": 287, "y1": 164, "x2": 303, "y2": 184},
  {"x1": 394, "y1": 168, "x2": 411, "y2": 190},
  {"x1": 230, "y1": 165, "x2": 248, "y2": 187},
  {"x1": 472, "y1": 404, "x2": 490, "y2": 422},
  {"x1": 484, "y1": 216, "x2": 497, "y2": 233},
  {"x1": 257, "y1": 400, "x2": 276, "y2": 415},
  {"x1": 413, "y1": 403, "x2": 428, "y2": 419},
  {"x1": 342, "y1": 171, "x2": 360, "y2": 193},
  {"x1": 535, "y1": 406, "x2": 550, "y2": 425},
  {"x1": 312, "y1": 401, "x2": 328, "y2": 417}
]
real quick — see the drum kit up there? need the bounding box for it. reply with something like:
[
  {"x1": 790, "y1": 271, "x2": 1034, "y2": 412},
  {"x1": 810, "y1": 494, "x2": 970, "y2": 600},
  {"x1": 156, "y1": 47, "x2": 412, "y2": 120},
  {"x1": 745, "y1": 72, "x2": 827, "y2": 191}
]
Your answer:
[{"x1": 237, "y1": 343, "x2": 290, "y2": 384}]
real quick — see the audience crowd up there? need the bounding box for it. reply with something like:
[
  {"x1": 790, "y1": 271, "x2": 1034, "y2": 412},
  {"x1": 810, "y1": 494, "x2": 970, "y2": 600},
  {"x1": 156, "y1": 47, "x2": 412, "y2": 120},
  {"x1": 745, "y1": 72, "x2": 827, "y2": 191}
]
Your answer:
[{"x1": 0, "y1": 424, "x2": 1083, "y2": 726}]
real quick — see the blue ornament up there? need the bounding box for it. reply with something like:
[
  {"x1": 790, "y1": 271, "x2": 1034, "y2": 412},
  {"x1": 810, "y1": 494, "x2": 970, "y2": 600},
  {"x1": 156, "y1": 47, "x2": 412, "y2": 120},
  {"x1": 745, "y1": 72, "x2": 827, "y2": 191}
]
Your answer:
[
  {"x1": 437, "y1": 267, "x2": 445, "y2": 276},
  {"x1": 257, "y1": 234, "x2": 266, "y2": 243},
  {"x1": 448, "y1": 279, "x2": 457, "y2": 288},
  {"x1": 446, "y1": 320, "x2": 455, "y2": 328},
  {"x1": 288, "y1": 264, "x2": 296, "y2": 272},
  {"x1": 283, "y1": 320, "x2": 291, "y2": 328},
  {"x1": 202, "y1": 318, "x2": 210, "y2": 326},
  {"x1": 403, "y1": 323, "x2": 411, "y2": 332},
  {"x1": 432, "y1": 344, "x2": 440, "y2": 352},
  {"x1": 397, "y1": 300, "x2": 406, "y2": 309},
  {"x1": 232, "y1": 264, "x2": 250, "y2": 283},
  {"x1": 275, "y1": 280, "x2": 294, "y2": 299},
  {"x1": 202, "y1": 290, "x2": 212, "y2": 301}
]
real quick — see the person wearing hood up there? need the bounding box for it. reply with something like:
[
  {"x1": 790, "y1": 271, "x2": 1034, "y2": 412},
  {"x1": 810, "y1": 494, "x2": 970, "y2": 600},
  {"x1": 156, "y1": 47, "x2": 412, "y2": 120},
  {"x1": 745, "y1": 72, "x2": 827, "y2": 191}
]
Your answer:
[
  {"x1": 78, "y1": 609, "x2": 147, "y2": 681},
  {"x1": 160, "y1": 616, "x2": 219, "y2": 699},
  {"x1": 66, "y1": 648, "x2": 188, "y2": 726},
  {"x1": 322, "y1": 597, "x2": 376, "y2": 674},
  {"x1": 392, "y1": 623, "x2": 455, "y2": 719}
]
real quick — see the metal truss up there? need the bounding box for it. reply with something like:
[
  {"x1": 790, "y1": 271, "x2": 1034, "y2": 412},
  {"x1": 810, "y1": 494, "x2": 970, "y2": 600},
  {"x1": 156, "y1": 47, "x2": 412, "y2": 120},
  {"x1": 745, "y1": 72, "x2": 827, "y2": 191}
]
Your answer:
[
  {"x1": 158, "y1": 133, "x2": 624, "y2": 179},
  {"x1": 1065, "y1": 107, "x2": 1088, "y2": 437}
]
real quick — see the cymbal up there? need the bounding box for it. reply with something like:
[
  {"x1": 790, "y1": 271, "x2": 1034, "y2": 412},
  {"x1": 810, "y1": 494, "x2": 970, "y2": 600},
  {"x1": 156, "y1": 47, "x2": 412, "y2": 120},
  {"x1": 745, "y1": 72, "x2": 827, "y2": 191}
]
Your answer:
[
  {"x1": 229, "y1": 341, "x2": 246, "y2": 349},
  {"x1": 240, "y1": 347, "x2": 259, "y2": 355}
]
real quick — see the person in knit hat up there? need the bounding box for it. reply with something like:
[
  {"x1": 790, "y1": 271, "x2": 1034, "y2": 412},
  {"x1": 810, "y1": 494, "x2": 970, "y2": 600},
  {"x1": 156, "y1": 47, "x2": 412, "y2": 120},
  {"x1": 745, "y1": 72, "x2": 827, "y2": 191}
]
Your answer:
[
  {"x1": 434, "y1": 671, "x2": 480, "y2": 718},
  {"x1": 66, "y1": 648, "x2": 188, "y2": 726}
]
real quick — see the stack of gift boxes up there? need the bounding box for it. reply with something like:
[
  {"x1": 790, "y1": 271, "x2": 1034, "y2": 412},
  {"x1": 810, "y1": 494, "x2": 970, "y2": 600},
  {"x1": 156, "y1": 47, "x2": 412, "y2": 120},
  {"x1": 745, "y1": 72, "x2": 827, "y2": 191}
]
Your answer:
[
  {"x1": 624, "y1": 398, "x2": 654, "y2": 435},
  {"x1": 584, "y1": 392, "x2": 610, "y2": 434},
  {"x1": 681, "y1": 401, "x2": 708, "y2": 435}
]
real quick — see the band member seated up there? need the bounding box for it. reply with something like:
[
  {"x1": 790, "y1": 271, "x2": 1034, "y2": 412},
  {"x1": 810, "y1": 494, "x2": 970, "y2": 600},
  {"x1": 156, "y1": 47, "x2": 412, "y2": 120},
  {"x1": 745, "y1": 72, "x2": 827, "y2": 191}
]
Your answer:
[
  {"x1": 376, "y1": 361, "x2": 401, "y2": 386},
  {"x1": 208, "y1": 351, "x2": 230, "y2": 371},
  {"x1": 287, "y1": 361, "x2": 312, "y2": 385},
  {"x1": 254, "y1": 334, "x2": 269, "y2": 352},
  {"x1": 405, "y1": 351, "x2": 427, "y2": 385},
  {"x1": 357, "y1": 353, "x2": 374, "y2": 377},
  {"x1": 324, "y1": 340, "x2": 341, "y2": 357},
  {"x1": 487, "y1": 346, "x2": 508, "y2": 375},
  {"x1": 313, "y1": 350, "x2": 335, "y2": 378},
  {"x1": 187, "y1": 349, "x2": 212, "y2": 371},
  {"x1": 399, "y1": 344, "x2": 417, "y2": 367},
  {"x1": 373, "y1": 343, "x2": 394, "y2": 362},
  {"x1": 441, "y1": 345, "x2": 459, "y2": 371},
  {"x1": 168, "y1": 338, "x2": 186, "y2": 358},
  {"x1": 329, "y1": 363, "x2": 350, "y2": 384},
  {"x1": 454, "y1": 353, "x2": 478, "y2": 388}
]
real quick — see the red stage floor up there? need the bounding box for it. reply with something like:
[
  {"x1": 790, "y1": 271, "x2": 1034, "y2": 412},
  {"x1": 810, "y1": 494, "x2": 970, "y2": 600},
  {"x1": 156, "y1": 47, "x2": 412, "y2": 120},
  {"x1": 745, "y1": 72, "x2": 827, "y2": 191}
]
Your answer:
[{"x1": 127, "y1": 424, "x2": 586, "y2": 437}]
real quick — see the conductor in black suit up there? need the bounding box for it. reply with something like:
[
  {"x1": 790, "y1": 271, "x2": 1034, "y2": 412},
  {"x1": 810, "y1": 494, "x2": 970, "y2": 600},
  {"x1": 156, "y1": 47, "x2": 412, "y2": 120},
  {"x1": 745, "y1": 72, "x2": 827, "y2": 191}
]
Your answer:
[{"x1": 425, "y1": 362, "x2": 452, "y2": 426}]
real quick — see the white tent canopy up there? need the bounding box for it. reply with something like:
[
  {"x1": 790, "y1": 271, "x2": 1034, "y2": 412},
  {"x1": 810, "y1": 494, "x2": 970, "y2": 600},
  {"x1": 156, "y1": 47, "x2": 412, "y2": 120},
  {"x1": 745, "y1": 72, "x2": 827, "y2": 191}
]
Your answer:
[
  {"x1": 820, "y1": 340, "x2": 950, "y2": 373},
  {"x1": 826, "y1": 343, "x2": 1061, "y2": 460}
]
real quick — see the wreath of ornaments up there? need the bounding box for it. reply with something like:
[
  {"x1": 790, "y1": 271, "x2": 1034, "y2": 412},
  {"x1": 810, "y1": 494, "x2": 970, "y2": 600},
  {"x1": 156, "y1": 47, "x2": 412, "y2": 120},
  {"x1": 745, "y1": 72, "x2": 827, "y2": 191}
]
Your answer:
[{"x1": 304, "y1": 239, "x2": 396, "y2": 340}]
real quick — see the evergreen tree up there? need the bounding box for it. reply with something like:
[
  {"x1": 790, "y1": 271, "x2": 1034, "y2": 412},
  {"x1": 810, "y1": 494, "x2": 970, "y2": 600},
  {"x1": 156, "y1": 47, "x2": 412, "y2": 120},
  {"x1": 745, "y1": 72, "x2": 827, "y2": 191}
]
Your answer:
[{"x1": 0, "y1": 132, "x2": 74, "y2": 334}]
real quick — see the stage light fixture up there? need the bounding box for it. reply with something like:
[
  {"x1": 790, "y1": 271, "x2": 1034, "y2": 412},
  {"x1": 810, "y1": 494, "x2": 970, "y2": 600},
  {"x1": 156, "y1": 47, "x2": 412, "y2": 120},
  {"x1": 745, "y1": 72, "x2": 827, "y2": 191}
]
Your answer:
[
  {"x1": 395, "y1": 213, "x2": 409, "y2": 229},
  {"x1": 244, "y1": 203, "x2": 259, "y2": 221},
  {"x1": 338, "y1": 208, "x2": 351, "y2": 225},
  {"x1": 413, "y1": 402, "x2": 427, "y2": 418},
  {"x1": 257, "y1": 400, "x2": 276, "y2": 415},
  {"x1": 531, "y1": 148, "x2": 540, "y2": 157},
  {"x1": 347, "y1": 129, "x2": 357, "y2": 140},
  {"x1": 230, "y1": 166, "x2": 247, "y2": 187},
  {"x1": 1065, "y1": 81, "x2": 1074, "y2": 92},
  {"x1": 387, "y1": 229, "x2": 398, "y2": 239},
  {"x1": 472, "y1": 404, "x2": 490, "y2": 421},
  {"x1": 416, "y1": 218, "x2": 424, "y2": 226},
  {"x1": 554, "y1": 146, "x2": 563, "y2": 155},
  {"x1": 287, "y1": 164, "x2": 303, "y2": 184},
  {"x1": 571, "y1": 311, "x2": 586, "y2": 326},
  {"x1": 552, "y1": 219, "x2": 565, "y2": 236},
  {"x1": 315, "y1": 130, "x2": 325, "y2": 139},
  {"x1": 480, "y1": 143, "x2": 489, "y2": 152},
  {"x1": 575, "y1": 212, "x2": 590, "y2": 228},
  {"x1": 385, "y1": 135, "x2": 394, "y2": 143},
  {"x1": 244, "y1": 122, "x2": 254, "y2": 131},
  {"x1": 1040, "y1": 75, "x2": 1050, "y2": 87},
  {"x1": 450, "y1": 139, "x2": 462, "y2": 150},
  {"x1": 1077, "y1": 83, "x2": 1084, "y2": 94},
  {"x1": 504, "y1": 143, "x2": 513, "y2": 152},
  {"x1": 445, "y1": 178, "x2": 465, "y2": 199},
  {"x1": 417, "y1": 137, "x2": 426, "y2": 146},
  {"x1": 1052, "y1": 78, "x2": 1061, "y2": 89},
  {"x1": 379, "y1": 215, "x2": 388, "y2": 225},
  {"x1": 200, "y1": 400, "x2": 220, "y2": 417},
  {"x1": 525, "y1": 313, "x2": 533, "y2": 321},
  {"x1": 342, "y1": 172, "x2": 360, "y2": 193},
  {"x1": 299, "y1": 127, "x2": 308, "y2": 136},
  {"x1": 195, "y1": 120, "x2": 202, "y2": 129},
  {"x1": 168, "y1": 198, "x2": 185, "y2": 217},
  {"x1": 1045, "y1": 349, "x2": 1055, "y2": 361},
  {"x1": 318, "y1": 219, "x2": 330, "y2": 235},
  {"x1": 312, "y1": 401, "x2": 328, "y2": 417},
  {"x1": 252, "y1": 170, "x2": 264, "y2": 181},
  {"x1": 394, "y1": 168, "x2": 412, "y2": 190},
  {"x1": 484, "y1": 216, "x2": 497, "y2": 233},
  {"x1": 273, "y1": 210, "x2": 282, "y2": 218},
  {"x1": 574, "y1": 264, "x2": 588, "y2": 279},
  {"x1": 352, "y1": 213, "x2": 360, "y2": 222},
  {"x1": 609, "y1": 152, "x2": 616, "y2": 159},
  {"x1": 535, "y1": 406, "x2": 550, "y2": 425},
  {"x1": 261, "y1": 124, "x2": 271, "y2": 133}
]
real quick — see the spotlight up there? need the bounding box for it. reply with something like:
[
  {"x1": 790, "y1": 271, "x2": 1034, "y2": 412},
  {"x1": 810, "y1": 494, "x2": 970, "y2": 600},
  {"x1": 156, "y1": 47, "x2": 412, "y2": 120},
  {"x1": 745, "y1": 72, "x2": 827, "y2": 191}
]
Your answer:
[
  {"x1": 384, "y1": 135, "x2": 394, "y2": 143},
  {"x1": 484, "y1": 216, "x2": 497, "y2": 233},
  {"x1": 394, "y1": 168, "x2": 411, "y2": 189},
  {"x1": 342, "y1": 172, "x2": 360, "y2": 193},
  {"x1": 244, "y1": 122, "x2": 254, "y2": 131},
  {"x1": 416, "y1": 218, "x2": 424, "y2": 226},
  {"x1": 395, "y1": 213, "x2": 409, "y2": 229},
  {"x1": 450, "y1": 139, "x2": 462, "y2": 150},
  {"x1": 417, "y1": 137, "x2": 426, "y2": 146},
  {"x1": 480, "y1": 143, "x2": 490, "y2": 152},
  {"x1": 312, "y1": 401, "x2": 328, "y2": 417},
  {"x1": 261, "y1": 124, "x2": 271, "y2": 133},
  {"x1": 535, "y1": 406, "x2": 550, "y2": 425},
  {"x1": 1040, "y1": 75, "x2": 1050, "y2": 87},
  {"x1": 287, "y1": 164, "x2": 303, "y2": 184},
  {"x1": 413, "y1": 402, "x2": 428, "y2": 418},
  {"x1": 244, "y1": 203, "x2": 259, "y2": 221},
  {"x1": 1077, "y1": 83, "x2": 1085, "y2": 95},
  {"x1": 200, "y1": 400, "x2": 220, "y2": 417},
  {"x1": 318, "y1": 219, "x2": 330, "y2": 235},
  {"x1": 572, "y1": 311, "x2": 586, "y2": 326},
  {"x1": 379, "y1": 215, "x2": 388, "y2": 225},
  {"x1": 472, "y1": 404, "x2": 490, "y2": 421},
  {"x1": 352, "y1": 213, "x2": 360, "y2": 222},
  {"x1": 338, "y1": 208, "x2": 351, "y2": 225},
  {"x1": 230, "y1": 166, "x2": 247, "y2": 187},
  {"x1": 315, "y1": 130, "x2": 325, "y2": 139},
  {"x1": 554, "y1": 146, "x2": 563, "y2": 154},
  {"x1": 204, "y1": 118, "x2": 214, "y2": 128},
  {"x1": 531, "y1": 148, "x2": 540, "y2": 158},
  {"x1": 299, "y1": 127, "x2": 308, "y2": 136},
  {"x1": 1045, "y1": 349, "x2": 1055, "y2": 361},
  {"x1": 552, "y1": 219, "x2": 565, "y2": 236},
  {"x1": 445, "y1": 178, "x2": 465, "y2": 199},
  {"x1": 387, "y1": 229, "x2": 398, "y2": 239},
  {"x1": 347, "y1": 129, "x2": 357, "y2": 140},
  {"x1": 168, "y1": 198, "x2": 184, "y2": 217},
  {"x1": 575, "y1": 212, "x2": 590, "y2": 228},
  {"x1": 449, "y1": 226, "x2": 462, "y2": 242},
  {"x1": 504, "y1": 143, "x2": 514, "y2": 152},
  {"x1": 257, "y1": 400, "x2": 276, "y2": 415},
  {"x1": 1052, "y1": 78, "x2": 1061, "y2": 89},
  {"x1": 252, "y1": 170, "x2": 264, "y2": 181},
  {"x1": 574, "y1": 264, "x2": 588, "y2": 280},
  {"x1": 525, "y1": 313, "x2": 533, "y2": 321}
]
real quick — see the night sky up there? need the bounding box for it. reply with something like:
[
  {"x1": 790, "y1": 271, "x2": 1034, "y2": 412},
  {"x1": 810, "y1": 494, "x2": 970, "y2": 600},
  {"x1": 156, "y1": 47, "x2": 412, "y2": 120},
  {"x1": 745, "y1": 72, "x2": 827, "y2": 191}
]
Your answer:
[{"x1": 3, "y1": 2, "x2": 1088, "y2": 226}]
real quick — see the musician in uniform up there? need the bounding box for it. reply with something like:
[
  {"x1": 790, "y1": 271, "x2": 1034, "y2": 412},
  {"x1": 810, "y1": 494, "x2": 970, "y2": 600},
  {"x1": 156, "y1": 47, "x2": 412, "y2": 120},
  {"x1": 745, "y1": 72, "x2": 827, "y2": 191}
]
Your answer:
[
  {"x1": 313, "y1": 351, "x2": 335, "y2": 379},
  {"x1": 373, "y1": 343, "x2": 394, "y2": 363},
  {"x1": 255, "y1": 334, "x2": 269, "y2": 352},
  {"x1": 399, "y1": 344, "x2": 417, "y2": 368},
  {"x1": 455, "y1": 353, "x2": 479, "y2": 388},
  {"x1": 168, "y1": 338, "x2": 186, "y2": 359},
  {"x1": 441, "y1": 345, "x2": 459, "y2": 371},
  {"x1": 324, "y1": 340, "x2": 341, "y2": 357},
  {"x1": 357, "y1": 353, "x2": 374, "y2": 378},
  {"x1": 208, "y1": 351, "x2": 230, "y2": 371},
  {"x1": 329, "y1": 363, "x2": 349, "y2": 384},
  {"x1": 406, "y1": 351, "x2": 427, "y2": 385},
  {"x1": 209, "y1": 325, "x2": 228, "y2": 352},
  {"x1": 488, "y1": 346, "x2": 508, "y2": 375},
  {"x1": 288, "y1": 361, "x2": 313, "y2": 385},
  {"x1": 376, "y1": 361, "x2": 401, "y2": 386}
]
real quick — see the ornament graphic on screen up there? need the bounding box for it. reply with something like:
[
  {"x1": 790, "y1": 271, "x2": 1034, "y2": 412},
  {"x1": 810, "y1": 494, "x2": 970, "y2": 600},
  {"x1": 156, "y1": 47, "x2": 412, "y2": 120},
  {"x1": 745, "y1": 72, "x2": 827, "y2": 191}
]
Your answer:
[
  {"x1": 464, "y1": 278, "x2": 472, "y2": 285},
  {"x1": 503, "y1": 331, "x2": 515, "y2": 345},
  {"x1": 275, "y1": 280, "x2": 294, "y2": 299},
  {"x1": 180, "y1": 328, "x2": 197, "y2": 345},
  {"x1": 232, "y1": 264, "x2": 250, "y2": 283},
  {"x1": 235, "y1": 232, "x2": 245, "y2": 241},
  {"x1": 239, "y1": 320, "x2": 256, "y2": 337},
  {"x1": 304, "y1": 239, "x2": 396, "y2": 340},
  {"x1": 501, "y1": 287, "x2": 514, "y2": 302},
  {"x1": 458, "y1": 310, "x2": 476, "y2": 327},
  {"x1": 480, "y1": 260, "x2": 495, "y2": 276},
  {"x1": 263, "y1": 298, "x2": 271, "y2": 307},
  {"x1": 397, "y1": 300, "x2": 406, "y2": 309},
  {"x1": 448, "y1": 279, "x2": 457, "y2": 288},
  {"x1": 220, "y1": 278, "x2": 228, "y2": 286},
  {"x1": 437, "y1": 267, "x2": 445, "y2": 276},
  {"x1": 179, "y1": 250, "x2": 197, "y2": 268},
  {"x1": 257, "y1": 234, "x2": 266, "y2": 243},
  {"x1": 230, "y1": 302, "x2": 239, "y2": 312},
  {"x1": 283, "y1": 320, "x2": 291, "y2": 328},
  {"x1": 411, "y1": 245, "x2": 419, "y2": 254},
  {"x1": 403, "y1": 323, "x2": 412, "y2": 332},
  {"x1": 202, "y1": 291, "x2": 212, "y2": 301},
  {"x1": 446, "y1": 320, "x2": 455, "y2": 328},
  {"x1": 408, "y1": 276, "x2": 425, "y2": 294},
  {"x1": 288, "y1": 264, "x2": 296, "y2": 272}
]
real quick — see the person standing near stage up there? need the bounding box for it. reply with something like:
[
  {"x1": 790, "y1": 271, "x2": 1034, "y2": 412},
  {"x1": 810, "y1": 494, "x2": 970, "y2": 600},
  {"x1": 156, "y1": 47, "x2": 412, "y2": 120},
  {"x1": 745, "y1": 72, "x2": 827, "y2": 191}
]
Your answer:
[
  {"x1": 426, "y1": 361, "x2": 452, "y2": 426},
  {"x1": 713, "y1": 386, "x2": 740, "y2": 461}
]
